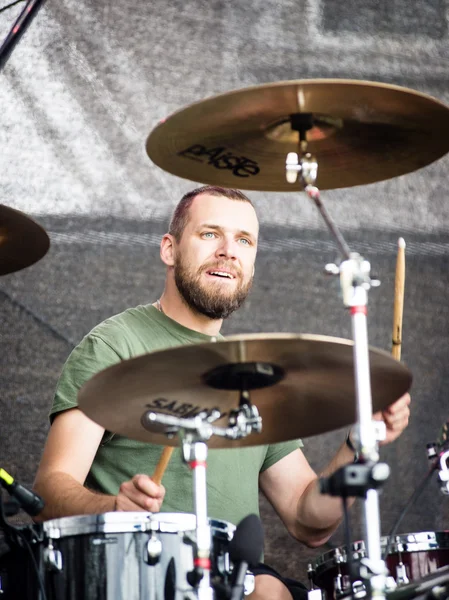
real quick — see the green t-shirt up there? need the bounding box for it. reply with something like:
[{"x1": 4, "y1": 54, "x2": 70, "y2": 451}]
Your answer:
[{"x1": 51, "y1": 304, "x2": 302, "y2": 526}]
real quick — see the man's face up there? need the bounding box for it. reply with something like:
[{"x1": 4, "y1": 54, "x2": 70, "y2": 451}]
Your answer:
[{"x1": 173, "y1": 193, "x2": 259, "y2": 319}]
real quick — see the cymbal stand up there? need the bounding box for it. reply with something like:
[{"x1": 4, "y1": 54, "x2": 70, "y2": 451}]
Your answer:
[
  {"x1": 142, "y1": 399, "x2": 262, "y2": 600},
  {"x1": 183, "y1": 434, "x2": 214, "y2": 600},
  {"x1": 0, "y1": 0, "x2": 47, "y2": 72},
  {"x1": 286, "y1": 127, "x2": 389, "y2": 600}
]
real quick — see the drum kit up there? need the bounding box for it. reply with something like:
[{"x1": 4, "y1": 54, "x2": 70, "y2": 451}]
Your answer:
[{"x1": 1, "y1": 78, "x2": 449, "y2": 600}]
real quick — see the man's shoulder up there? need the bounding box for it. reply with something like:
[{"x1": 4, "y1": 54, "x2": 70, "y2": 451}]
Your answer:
[
  {"x1": 92, "y1": 304, "x2": 155, "y2": 336},
  {"x1": 86, "y1": 304, "x2": 161, "y2": 358},
  {"x1": 78, "y1": 303, "x2": 221, "y2": 362},
  {"x1": 52, "y1": 305, "x2": 160, "y2": 414}
]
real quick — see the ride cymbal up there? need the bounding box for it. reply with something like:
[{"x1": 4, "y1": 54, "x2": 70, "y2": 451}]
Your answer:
[
  {"x1": 0, "y1": 205, "x2": 50, "y2": 275},
  {"x1": 146, "y1": 79, "x2": 449, "y2": 191},
  {"x1": 78, "y1": 333, "x2": 412, "y2": 448}
]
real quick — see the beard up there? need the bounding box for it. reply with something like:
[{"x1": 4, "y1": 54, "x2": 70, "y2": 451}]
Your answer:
[{"x1": 174, "y1": 256, "x2": 253, "y2": 320}]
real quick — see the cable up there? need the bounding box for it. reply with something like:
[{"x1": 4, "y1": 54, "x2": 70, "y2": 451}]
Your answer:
[
  {"x1": 0, "y1": 0, "x2": 24, "y2": 15},
  {"x1": 342, "y1": 496, "x2": 352, "y2": 560},
  {"x1": 342, "y1": 496, "x2": 358, "y2": 587},
  {"x1": 15, "y1": 528, "x2": 48, "y2": 600},
  {"x1": 382, "y1": 461, "x2": 437, "y2": 561},
  {"x1": 0, "y1": 488, "x2": 48, "y2": 600}
]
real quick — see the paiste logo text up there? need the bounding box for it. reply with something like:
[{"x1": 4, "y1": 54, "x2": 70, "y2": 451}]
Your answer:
[{"x1": 178, "y1": 144, "x2": 260, "y2": 178}]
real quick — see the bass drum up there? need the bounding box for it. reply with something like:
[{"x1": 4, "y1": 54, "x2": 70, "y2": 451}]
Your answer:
[
  {"x1": 40, "y1": 512, "x2": 235, "y2": 600},
  {"x1": 312, "y1": 531, "x2": 449, "y2": 600}
]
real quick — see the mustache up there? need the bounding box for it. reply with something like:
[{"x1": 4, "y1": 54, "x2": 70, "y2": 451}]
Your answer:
[{"x1": 200, "y1": 262, "x2": 243, "y2": 278}]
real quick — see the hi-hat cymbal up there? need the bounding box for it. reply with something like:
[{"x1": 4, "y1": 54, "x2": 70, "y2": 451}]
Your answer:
[
  {"x1": 146, "y1": 79, "x2": 449, "y2": 191},
  {"x1": 78, "y1": 333, "x2": 412, "y2": 448},
  {"x1": 0, "y1": 205, "x2": 50, "y2": 275}
]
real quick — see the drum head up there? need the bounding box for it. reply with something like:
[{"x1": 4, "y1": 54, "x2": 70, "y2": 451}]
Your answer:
[{"x1": 43, "y1": 512, "x2": 236, "y2": 538}]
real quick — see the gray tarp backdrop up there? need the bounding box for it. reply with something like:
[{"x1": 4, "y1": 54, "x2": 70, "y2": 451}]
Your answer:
[{"x1": 1, "y1": 0, "x2": 448, "y2": 581}]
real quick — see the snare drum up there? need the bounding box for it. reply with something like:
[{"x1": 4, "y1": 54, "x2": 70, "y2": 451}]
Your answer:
[
  {"x1": 312, "y1": 531, "x2": 449, "y2": 600},
  {"x1": 40, "y1": 512, "x2": 235, "y2": 600}
]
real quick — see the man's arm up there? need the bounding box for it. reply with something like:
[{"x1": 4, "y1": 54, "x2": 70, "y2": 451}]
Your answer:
[
  {"x1": 259, "y1": 393, "x2": 411, "y2": 548},
  {"x1": 33, "y1": 408, "x2": 165, "y2": 521},
  {"x1": 259, "y1": 442, "x2": 355, "y2": 548}
]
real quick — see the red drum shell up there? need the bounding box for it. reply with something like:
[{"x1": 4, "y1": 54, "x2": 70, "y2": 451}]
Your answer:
[{"x1": 312, "y1": 531, "x2": 449, "y2": 600}]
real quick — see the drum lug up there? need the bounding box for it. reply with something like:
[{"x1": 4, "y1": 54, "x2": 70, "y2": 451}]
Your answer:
[
  {"x1": 306, "y1": 564, "x2": 324, "y2": 600},
  {"x1": 308, "y1": 589, "x2": 324, "y2": 600},
  {"x1": 333, "y1": 548, "x2": 345, "y2": 565},
  {"x1": 243, "y1": 571, "x2": 255, "y2": 596},
  {"x1": 385, "y1": 576, "x2": 398, "y2": 591},
  {"x1": 335, "y1": 574, "x2": 356, "y2": 599},
  {"x1": 307, "y1": 563, "x2": 317, "y2": 590},
  {"x1": 334, "y1": 573, "x2": 344, "y2": 597},
  {"x1": 146, "y1": 533, "x2": 162, "y2": 566},
  {"x1": 395, "y1": 563, "x2": 410, "y2": 585},
  {"x1": 351, "y1": 580, "x2": 367, "y2": 599},
  {"x1": 44, "y1": 542, "x2": 63, "y2": 572}
]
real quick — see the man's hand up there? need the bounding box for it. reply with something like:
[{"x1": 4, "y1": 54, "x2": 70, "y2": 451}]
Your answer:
[
  {"x1": 375, "y1": 392, "x2": 411, "y2": 445},
  {"x1": 115, "y1": 474, "x2": 165, "y2": 512}
]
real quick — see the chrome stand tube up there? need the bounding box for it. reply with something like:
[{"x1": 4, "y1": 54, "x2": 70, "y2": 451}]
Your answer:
[
  {"x1": 286, "y1": 151, "x2": 388, "y2": 598},
  {"x1": 183, "y1": 439, "x2": 214, "y2": 600}
]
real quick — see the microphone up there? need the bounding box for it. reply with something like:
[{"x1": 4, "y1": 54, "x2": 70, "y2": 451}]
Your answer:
[
  {"x1": 0, "y1": 468, "x2": 45, "y2": 517},
  {"x1": 229, "y1": 514, "x2": 264, "y2": 600}
]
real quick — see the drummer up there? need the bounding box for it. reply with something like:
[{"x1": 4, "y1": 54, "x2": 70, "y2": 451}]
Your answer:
[{"x1": 33, "y1": 185, "x2": 411, "y2": 600}]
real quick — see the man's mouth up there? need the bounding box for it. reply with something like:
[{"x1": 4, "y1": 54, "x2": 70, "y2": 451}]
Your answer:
[{"x1": 206, "y1": 269, "x2": 236, "y2": 280}]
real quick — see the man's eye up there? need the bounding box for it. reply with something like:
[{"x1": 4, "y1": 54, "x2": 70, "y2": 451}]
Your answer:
[
  {"x1": 202, "y1": 232, "x2": 216, "y2": 239},
  {"x1": 239, "y1": 238, "x2": 251, "y2": 245}
]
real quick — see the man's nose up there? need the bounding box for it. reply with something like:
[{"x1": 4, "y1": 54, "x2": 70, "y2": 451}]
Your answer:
[{"x1": 216, "y1": 237, "x2": 237, "y2": 259}]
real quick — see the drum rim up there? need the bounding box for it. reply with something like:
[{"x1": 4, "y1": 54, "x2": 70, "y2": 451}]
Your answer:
[
  {"x1": 313, "y1": 531, "x2": 449, "y2": 571},
  {"x1": 43, "y1": 512, "x2": 236, "y2": 538}
]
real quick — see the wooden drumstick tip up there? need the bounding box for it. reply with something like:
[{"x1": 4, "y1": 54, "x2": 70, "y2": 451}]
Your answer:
[
  {"x1": 392, "y1": 237, "x2": 406, "y2": 361},
  {"x1": 152, "y1": 446, "x2": 174, "y2": 485}
]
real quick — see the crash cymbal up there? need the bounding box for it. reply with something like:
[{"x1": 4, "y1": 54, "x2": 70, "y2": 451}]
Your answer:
[
  {"x1": 0, "y1": 205, "x2": 50, "y2": 275},
  {"x1": 78, "y1": 333, "x2": 412, "y2": 448},
  {"x1": 146, "y1": 79, "x2": 449, "y2": 191}
]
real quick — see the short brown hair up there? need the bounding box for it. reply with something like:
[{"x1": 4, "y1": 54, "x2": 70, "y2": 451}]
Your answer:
[{"x1": 169, "y1": 185, "x2": 254, "y2": 241}]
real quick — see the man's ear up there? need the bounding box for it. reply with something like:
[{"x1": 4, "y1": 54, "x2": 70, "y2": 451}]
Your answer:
[{"x1": 160, "y1": 234, "x2": 175, "y2": 267}]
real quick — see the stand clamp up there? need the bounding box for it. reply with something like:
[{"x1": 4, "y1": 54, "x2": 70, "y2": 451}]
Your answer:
[
  {"x1": 142, "y1": 403, "x2": 262, "y2": 442},
  {"x1": 325, "y1": 254, "x2": 381, "y2": 307},
  {"x1": 320, "y1": 461, "x2": 390, "y2": 499},
  {"x1": 286, "y1": 152, "x2": 318, "y2": 186}
]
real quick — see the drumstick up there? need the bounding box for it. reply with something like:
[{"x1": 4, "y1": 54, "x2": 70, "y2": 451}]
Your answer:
[
  {"x1": 392, "y1": 237, "x2": 406, "y2": 361},
  {"x1": 152, "y1": 446, "x2": 174, "y2": 485}
]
